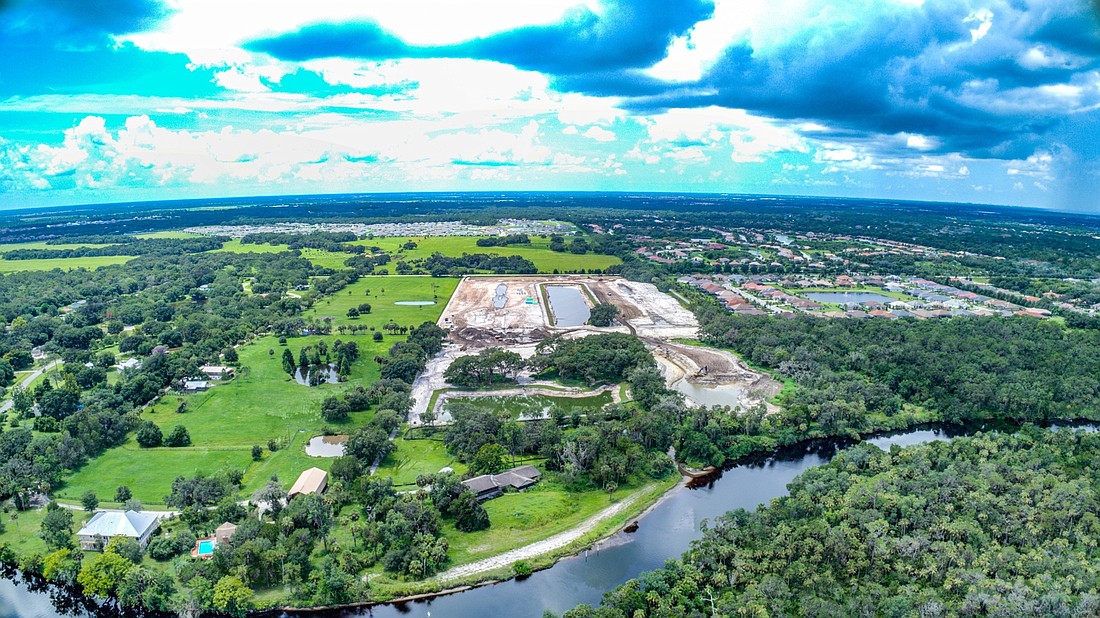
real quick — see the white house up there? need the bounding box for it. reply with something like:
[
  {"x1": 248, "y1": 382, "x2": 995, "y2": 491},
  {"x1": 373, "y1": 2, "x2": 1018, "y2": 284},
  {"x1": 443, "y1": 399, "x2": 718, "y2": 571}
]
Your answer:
[
  {"x1": 77, "y1": 510, "x2": 161, "y2": 550},
  {"x1": 199, "y1": 365, "x2": 234, "y2": 380}
]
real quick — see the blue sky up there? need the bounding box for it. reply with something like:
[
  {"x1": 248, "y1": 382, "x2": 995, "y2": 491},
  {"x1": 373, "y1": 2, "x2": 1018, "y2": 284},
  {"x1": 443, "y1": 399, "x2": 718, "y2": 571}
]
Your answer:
[{"x1": 1, "y1": 0, "x2": 1098, "y2": 211}]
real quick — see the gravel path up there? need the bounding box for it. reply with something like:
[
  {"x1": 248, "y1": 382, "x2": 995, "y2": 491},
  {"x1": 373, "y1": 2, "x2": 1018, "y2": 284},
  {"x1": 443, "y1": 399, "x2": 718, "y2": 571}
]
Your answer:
[
  {"x1": 0, "y1": 359, "x2": 62, "y2": 415},
  {"x1": 433, "y1": 489, "x2": 643, "y2": 582}
]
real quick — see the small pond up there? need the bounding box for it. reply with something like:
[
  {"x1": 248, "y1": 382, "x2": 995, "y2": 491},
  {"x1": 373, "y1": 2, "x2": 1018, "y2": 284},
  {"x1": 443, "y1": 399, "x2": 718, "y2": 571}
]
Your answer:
[
  {"x1": 803, "y1": 291, "x2": 895, "y2": 305},
  {"x1": 394, "y1": 300, "x2": 436, "y2": 306},
  {"x1": 672, "y1": 379, "x2": 748, "y2": 408},
  {"x1": 546, "y1": 285, "x2": 590, "y2": 327},
  {"x1": 445, "y1": 392, "x2": 614, "y2": 421},
  {"x1": 305, "y1": 434, "x2": 348, "y2": 457},
  {"x1": 293, "y1": 364, "x2": 339, "y2": 385},
  {"x1": 774, "y1": 234, "x2": 792, "y2": 245}
]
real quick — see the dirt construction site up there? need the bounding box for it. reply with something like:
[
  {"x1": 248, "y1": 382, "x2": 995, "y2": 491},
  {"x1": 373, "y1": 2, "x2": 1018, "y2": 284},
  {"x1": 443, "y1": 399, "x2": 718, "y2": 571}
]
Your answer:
[
  {"x1": 405, "y1": 275, "x2": 781, "y2": 423},
  {"x1": 438, "y1": 275, "x2": 699, "y2": 347}
]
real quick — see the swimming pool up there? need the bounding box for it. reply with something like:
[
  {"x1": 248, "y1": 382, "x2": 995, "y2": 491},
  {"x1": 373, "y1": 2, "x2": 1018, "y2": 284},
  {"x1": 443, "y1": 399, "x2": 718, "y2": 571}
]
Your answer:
[{"x1": 197, "y1": 539, "x2": 214, "y2": 556}]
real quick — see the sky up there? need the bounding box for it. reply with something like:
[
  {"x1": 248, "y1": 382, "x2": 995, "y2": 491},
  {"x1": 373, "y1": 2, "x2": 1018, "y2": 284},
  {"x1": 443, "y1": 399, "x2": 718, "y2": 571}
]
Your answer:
[{"x1": 0, "y1": 0, "x2": 1099, "y2": 212}]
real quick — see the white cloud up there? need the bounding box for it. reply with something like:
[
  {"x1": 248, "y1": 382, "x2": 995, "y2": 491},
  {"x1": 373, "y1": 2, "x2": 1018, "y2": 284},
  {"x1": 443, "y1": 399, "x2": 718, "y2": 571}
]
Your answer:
[
  {"x1": 121, "y1": 0, "x2": 585, "y2": 65},
  {"x1": 213, "y1": 68, "x2": 271, "y2": 93},
  {"x1": 3, "y1": 114, "x2": 583, "y2": 193},
  {"x1": 582, "y1": 126, "x2": 616, "y2": 142},
  {"x1": 964, "y1": 8, "x2": 993, "y2": 43},
  {"x1": 905, "y1": 134, "x2": 937, "y2": 151},
  {"x1": 1005, "y1": 150, "x2": 1056, "y2": 179}
]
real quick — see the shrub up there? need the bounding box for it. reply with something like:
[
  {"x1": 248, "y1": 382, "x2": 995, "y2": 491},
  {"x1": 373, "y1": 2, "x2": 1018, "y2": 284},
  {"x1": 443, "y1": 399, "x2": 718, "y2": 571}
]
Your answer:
[
  {"x1": 164, "y1": 425, "x2": 191, "y2": 447},
  {"x1": 135, "y1": 421, "x2": 163, "y2": 448}
]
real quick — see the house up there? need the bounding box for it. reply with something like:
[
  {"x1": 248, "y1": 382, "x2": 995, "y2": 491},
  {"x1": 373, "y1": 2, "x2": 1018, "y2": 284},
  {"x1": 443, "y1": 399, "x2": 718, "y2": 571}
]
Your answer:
[
  {"x1": 183, "y1": 380, "x2": 210, "y2": 392},
  {"x1": 77, "y1": 510, "x2": 160, "y2": 550},
  {"x1": 214, "y1": 522, "x2": 238, "y2": 544},
  {"x1": 289, "y1": 467, "x2": 328, "y2": 498},
  {"x1": 199, "y1": 365, "x2": 234, "y2": 380},
  {"x1": 462, "y1": 465, "x2": 543, "y2": 502},
  {"x1": 463, "y1": 475, "x2": 503, "y2": 501},
  {"x1": 116, "y1": 358, "x2": 142, "y2": 371}
]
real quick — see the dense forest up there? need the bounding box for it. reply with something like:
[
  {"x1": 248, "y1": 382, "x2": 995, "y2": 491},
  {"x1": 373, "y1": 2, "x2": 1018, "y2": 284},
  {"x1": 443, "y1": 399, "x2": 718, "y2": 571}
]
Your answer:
[
  {"x1": 1, "y1": 237, "x2": 225, "y2": 260},
  {"x1": 563, "y1": 429, "x2": 1100, "y2": 617},
  {"x1": 693, "y1": 302, "x2": 1100, "y2": 451}
]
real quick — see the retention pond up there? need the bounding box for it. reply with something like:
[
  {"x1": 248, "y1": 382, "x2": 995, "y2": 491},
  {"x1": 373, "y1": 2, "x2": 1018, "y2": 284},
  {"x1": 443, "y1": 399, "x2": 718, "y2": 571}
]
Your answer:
[{"x1": 545, "y1": 285, "x2": 590, "y2": 327}]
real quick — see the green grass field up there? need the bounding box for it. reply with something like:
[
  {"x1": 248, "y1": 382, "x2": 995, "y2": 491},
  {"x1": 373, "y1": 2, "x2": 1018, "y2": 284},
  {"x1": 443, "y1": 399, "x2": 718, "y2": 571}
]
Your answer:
[
  {"x1": 213, "y1": 240, "x2": 349, "y2": 269},
  {"x1": 353, "y1": 236, "x2": 620, "y2": 273},
  {"x1": 0, "y1": 255, "x2": 135, "y2": 273},
  {"x1": 56, "y1": 333, "x2": 392, "y2": 504},
  {"x1": 0, "y1": 508, "x2": 49, "y2": 557},
  {"x1": 213, "y1": 239, "x2": 291, "y2": 254},
  {"x1": 444, "y1": 474, "x2": 674, "y2": 568},
  {"x1": 304, "y1": 275, "x2": 459, "y2": 328},
  {"x1": 375, "y1": 435, "x2": 467, "y2": 486}
]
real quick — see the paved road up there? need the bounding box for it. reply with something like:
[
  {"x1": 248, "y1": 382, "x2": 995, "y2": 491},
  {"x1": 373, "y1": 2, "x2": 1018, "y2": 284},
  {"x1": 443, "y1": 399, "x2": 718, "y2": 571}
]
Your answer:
[{"x1": 0, "y1": 359, "x2": 62, "y2": 415}]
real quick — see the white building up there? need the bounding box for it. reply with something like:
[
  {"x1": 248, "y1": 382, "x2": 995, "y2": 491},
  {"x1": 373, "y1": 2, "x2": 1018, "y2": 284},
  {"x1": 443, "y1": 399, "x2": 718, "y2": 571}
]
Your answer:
[{"x1": 77, "y1": 510, "x2": 161, "y2": 550}]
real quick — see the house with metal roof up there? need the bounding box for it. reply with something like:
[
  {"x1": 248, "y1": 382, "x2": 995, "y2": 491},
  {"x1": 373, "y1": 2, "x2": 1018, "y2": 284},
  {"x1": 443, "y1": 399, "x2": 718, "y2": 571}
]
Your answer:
[
  {"x1": 462, "y1": 465, "x2": 542, "y2": 501},
  {"x1": 77, "y1": 510, "x2": 161, "y2": 550},
  {"x1": 288, "y1": 467, "x2": 328, "y2": 499}
]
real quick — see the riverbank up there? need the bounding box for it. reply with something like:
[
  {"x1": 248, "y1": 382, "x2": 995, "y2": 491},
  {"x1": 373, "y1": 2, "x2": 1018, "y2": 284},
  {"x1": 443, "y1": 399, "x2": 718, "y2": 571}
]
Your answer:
[
  {"x1": 6, "y1": 421, "x2": 1100, "y2": 617},
  {"x1": 337, "y1": 474, "x2": 680, "y2": 606}
]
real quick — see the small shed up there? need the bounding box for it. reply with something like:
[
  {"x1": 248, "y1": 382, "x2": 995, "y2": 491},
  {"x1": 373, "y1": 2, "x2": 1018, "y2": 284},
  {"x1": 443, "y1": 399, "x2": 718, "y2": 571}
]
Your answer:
[
  {"x1": 288, "y1": 467, "x2": 328, "y2": 498},
  {"x1": 214, "y1": 522, "x2": 238, "y2": 544}
]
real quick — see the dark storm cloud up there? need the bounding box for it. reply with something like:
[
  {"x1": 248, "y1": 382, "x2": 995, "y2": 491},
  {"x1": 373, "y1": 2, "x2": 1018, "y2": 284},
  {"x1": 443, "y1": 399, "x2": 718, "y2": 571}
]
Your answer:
[
  {"x1": 248, "y1": 0, "x2": 1099, "y2": 162},
  {"x1": 0, "y1": 0, "x2": 209, "y2": 97},
  {"x1": 615, "y1": 0, "x2": 1100, "y2": 159},
  {"x1": 1, "y1": 0, "x2": 170, "y2": 38},
  {"x1": 249, "y1": 0, "x2": 713, "y2": 74}
]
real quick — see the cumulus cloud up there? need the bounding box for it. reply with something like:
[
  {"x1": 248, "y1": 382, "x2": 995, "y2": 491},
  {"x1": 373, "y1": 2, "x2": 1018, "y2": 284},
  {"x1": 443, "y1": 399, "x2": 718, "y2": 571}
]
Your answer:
[
  {"x1": 0, "y1": 114, "x2": 579, "y2": 194},
  {"x1": 582, "y1": 126, "x2": 616, "y2": 142}
]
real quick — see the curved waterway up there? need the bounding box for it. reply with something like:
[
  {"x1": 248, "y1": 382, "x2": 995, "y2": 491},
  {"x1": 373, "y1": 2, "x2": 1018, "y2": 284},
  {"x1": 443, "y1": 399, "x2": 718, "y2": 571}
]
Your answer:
[{"x1": 3, "y1": 423, "x2": 1095, "y2": 617}]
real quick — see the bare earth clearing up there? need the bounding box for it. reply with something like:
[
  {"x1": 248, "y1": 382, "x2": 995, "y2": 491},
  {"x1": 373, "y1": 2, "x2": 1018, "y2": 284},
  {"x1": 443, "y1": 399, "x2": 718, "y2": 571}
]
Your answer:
[{"x1": 419, "y1": 275, "x2": 778, "y2": 420}]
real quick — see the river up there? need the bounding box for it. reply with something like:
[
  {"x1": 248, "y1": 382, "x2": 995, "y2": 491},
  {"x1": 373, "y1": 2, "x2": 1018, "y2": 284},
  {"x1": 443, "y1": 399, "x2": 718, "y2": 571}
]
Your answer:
[{"x1": 1, "y1": 424, "x2": 1088, "y2": 617}]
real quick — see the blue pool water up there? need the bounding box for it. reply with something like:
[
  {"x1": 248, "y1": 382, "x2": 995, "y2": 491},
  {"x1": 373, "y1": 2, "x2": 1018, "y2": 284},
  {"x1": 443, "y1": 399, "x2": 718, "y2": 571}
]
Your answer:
[{"x1": 198, "y1": 540, "x2": 214, "y2": 555}]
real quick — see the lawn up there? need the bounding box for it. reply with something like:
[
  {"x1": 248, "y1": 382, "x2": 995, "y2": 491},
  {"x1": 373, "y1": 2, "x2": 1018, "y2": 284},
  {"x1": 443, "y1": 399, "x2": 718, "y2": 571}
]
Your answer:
[
  {"x1": 0, "y1": 508, "x2": 49, "y2": 557},
  {"x1": 442, "y1": 474, "x2": 676, "y2": 568},
  {"x1": 56, "y1": 333, "x2": 392, "y2": 505},
  {"x1": 374, "y1": 435, "x2": 467, "y2": 487},
  {"x1": 214, "y1": 239, "x2": 291, "y2": 254},
  {"x1": 0, "y1": 255, "x2": 135, "y2": 273},
  {"x1": 211, "y1": 235, "x2": 619, "y2": 273},
  {"x1": 303, "y1": 275, "x2": 458, "y2": 328},
  {"x1": 352, "y1": 236, "x2": 621, "y2": 273},
  {"x1": 213, "y1": 240, "x2": 350, "y2": 269}
]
